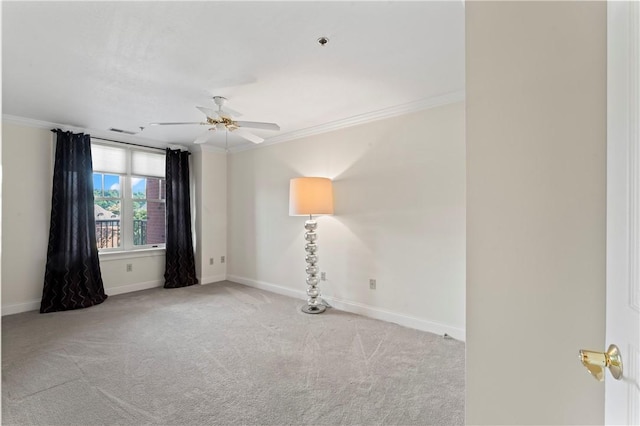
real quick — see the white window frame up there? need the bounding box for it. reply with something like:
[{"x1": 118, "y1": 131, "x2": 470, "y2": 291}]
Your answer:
[
  {"x1": 93, "y1": 173, "x2": 123, "y2": 250},
  {"x1": 130, "y1": 175, "x2": 166, "y2": 249},
  {"x1": 92, "y1": 141, "x2": 166, "y2": 253}
]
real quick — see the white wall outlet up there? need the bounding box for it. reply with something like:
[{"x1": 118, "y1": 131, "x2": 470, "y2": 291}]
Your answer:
[
  {"x1": 320, "y1": 272, "x2": 326, "y2": 281},
  {"x1": 209, "y1": 258, "x2": 214, "y2": 265},
  {"x1": 221, "y1": 256, "x2": 225, "y2": 263},
  {"x1": 369, "y1": 279, "x2": 376, "y2": 290},
  {"x1": 126, "y1": 264, "x2": 133, "y2": 272}
]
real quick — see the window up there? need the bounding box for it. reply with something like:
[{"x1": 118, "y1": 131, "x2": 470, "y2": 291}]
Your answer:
[
  {"x1": 92, "y1": 143, "x2": 165, "y2": 251},
  {"x1": 94, "y1": 173, "x2": 122, "y2": 248},
  {"x1": 132, "y1": 177, "x2": 166, "y2": 247}
]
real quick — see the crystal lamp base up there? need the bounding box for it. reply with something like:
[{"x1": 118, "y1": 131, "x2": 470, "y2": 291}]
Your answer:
[
  {"x1": 301, "y1": 304, "x2": 327, "y2": 314},
  {"x1": 301, "y1": 218, "x2": 326, "y2": 315}
]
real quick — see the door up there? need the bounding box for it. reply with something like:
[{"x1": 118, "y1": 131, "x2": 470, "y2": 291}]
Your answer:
[{"x1": 606, "y1": 1, "x2": 640, "y2": 424}]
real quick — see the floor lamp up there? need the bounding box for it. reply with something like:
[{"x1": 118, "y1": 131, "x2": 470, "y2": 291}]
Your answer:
[{"x1": 289, "y1": 177, "x2": 334, "y2": 314}]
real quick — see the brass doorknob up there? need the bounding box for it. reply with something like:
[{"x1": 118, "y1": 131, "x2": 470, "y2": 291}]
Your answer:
[{"x1": 579, "y1": 344, "x2": 623, "y2": 381}]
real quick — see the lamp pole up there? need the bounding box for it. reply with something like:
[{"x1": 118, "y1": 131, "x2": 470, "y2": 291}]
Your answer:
[{"x1": 302, "y1": 215, "x2": 325, "y2": 313}]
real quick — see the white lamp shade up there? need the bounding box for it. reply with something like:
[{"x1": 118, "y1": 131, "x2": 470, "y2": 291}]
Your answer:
[{"x1": 289, "y1": 177, "x2": 334, "y2": 216}]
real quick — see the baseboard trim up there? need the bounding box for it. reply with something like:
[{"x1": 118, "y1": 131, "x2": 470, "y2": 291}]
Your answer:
[
  {"x1": 199, "y1": 275, "x2": 227, "y2": 285},
  {"x1": 2, "y1": 300, "x2": 41, "y2": 316},
  {"x1": 2, "y1": 280, "x2": 165, "y2": 316},
  {"x1": 323, "y1": 295, "x2": 465, "y2": 341},
  {"x1": 106, "y1": 279, "x2": 164, "y2": 296},
  {"x1": 227, "y1": 275, "x2": 466, "y2": 341},
  {"x1": 3, "y1": 276, "x2": 466, "y2": 341},
  {"x1": 227, "y1": 275, "x2": 306, "y2": 300}
]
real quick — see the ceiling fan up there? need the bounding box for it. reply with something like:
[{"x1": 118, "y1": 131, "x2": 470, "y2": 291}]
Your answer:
[{"x1": 149, "y1": 96, "x2": 280, "y2": 145}]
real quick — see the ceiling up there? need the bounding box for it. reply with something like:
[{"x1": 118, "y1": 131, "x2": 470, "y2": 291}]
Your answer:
[{"x1": 2, "y1": 1, "x2": 465, "y2": 151}]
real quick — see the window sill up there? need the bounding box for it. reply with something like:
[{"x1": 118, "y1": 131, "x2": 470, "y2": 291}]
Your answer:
[{"x1": 98, "y1": 247, "x2": 165, "y2": 261}]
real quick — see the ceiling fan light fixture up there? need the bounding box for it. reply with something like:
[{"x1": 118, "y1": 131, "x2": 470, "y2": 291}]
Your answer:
[
  {"x1": 213, "y1": 96, "x2": 227, "y2": 107},
  {"x1": 317, "y1": 36, "x2": 329, "y2": 46},
  {"x1": 150, "y1": 97, "x2": 279, "y2": 146}
]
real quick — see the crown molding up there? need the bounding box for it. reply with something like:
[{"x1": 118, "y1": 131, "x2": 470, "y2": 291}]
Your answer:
[
  {"x1": 190, "y1": 143, "x2": 227, "y2": 154},
  {"x1": 3, "y1": 114, "x2": 80, "y2": 131},
  {"x1": 1, "y1": 114, "x2": 187, "y2": 151},
  {"x1": 4, "y1": 89, "x2": 464, "y2": 155},
  {"x1": 227, "y1": 90, "x2": 465, "y2": 153}
]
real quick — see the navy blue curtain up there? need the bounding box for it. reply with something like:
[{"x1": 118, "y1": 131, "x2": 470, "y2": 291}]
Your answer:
[
  {"x1": 164, "y1": 149, "x2": 198, "y2": 288},
  {"x1": 41, "y1": 130, "x2": 107, "y2": 313}
]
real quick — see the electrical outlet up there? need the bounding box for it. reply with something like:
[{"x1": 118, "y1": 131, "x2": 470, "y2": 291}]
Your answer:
[
  {"x1": 320, "y1": 272, "x2": 326, "y2": 281},
  {"x1": 221, "y1": 256, "x2": 225, "y2": 263},
  {"x1": 209, "y1": 258, "x2": 214, "y2": 265},
  {"x1": 369, "y1": 279, "x2": 376, "y2": 290},
  {"x1": 126, "y1": 264, "x2": 133, "y2": 272}
]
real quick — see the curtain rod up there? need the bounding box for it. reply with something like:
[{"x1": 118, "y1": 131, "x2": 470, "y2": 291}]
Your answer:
[
  {"x1": 50, "y1": 130, "x2": 193, "y2": 154},
  {"x1": 51, "y1": 129, "x2": 167, "y2": 152},
  {"x1": 90, "y1": 137, "x2": 167, "y2": 152}
]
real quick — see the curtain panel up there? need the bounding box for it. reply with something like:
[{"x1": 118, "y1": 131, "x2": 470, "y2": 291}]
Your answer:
[
  {"x1": 41, "y1": 130, "x2": 107, "y2": 313},
  {"x1": 164, "y1": 149, "x2": 198, "y2": 288}
]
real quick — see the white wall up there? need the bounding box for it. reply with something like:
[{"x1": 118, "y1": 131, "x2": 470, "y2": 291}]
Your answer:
[
  {"x1": 193, "y1": 147, "x2": 227, "y2": 284},
  {"x1": 0, "y1": 118, "x2": 3, "y2": 312},
  {"x1": 1, "y1": 122, "x2": 228, "y2": 315},
  {"x1": 1, "y1": 123, "x2": 54, "y2": 313},
  {"x1": 466, "y1": 2, "x2": 606, "y2": 424},
  {"x1": 1, "y1": 122, "x2": 165, "y2": 314},
  {"x1": 98, "y1": 251, "x2": 165, "y2": 296},
  {"x1": 227, "y1": 102, "x2": 466, "y2": 339}
]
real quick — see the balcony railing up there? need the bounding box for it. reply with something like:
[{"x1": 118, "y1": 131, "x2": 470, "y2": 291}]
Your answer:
[
  {"x1": 133, "y1": 219, "x2": 147, "y2": 246},
  {"x1": 95, "y1": 219, "x2": 147, "y2": 248},
  {"x1": 96, "y1": 219, "x2": 120, "y2": 248}
]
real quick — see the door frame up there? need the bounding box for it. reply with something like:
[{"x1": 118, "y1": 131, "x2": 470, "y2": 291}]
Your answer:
[{"x1": 606, "y1": 1, "x2": 640, "y2": 424}]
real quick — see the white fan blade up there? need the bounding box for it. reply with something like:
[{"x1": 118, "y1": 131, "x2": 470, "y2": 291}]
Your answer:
[
  {"x1": 220, "y1": 106, "x2": 242, "y2": 117},
  {"x1": 149, "y1": 122, "x2": 205, "y2": 126},
  {"x1": 232, "y1": 127, "x2": 264, "y2": 144},
  {"x1": 194, "y1": 129, "x2": 215, "y2": 144},
  {"x1": 235, "y1": 121, "x2": 280, "y2": 131},
  {"x1": 196, "y1": 106, "x2": 219, "y2": 119},
  {"x1": 215, "y1": 109, "x2": 233, "y2": 119}
]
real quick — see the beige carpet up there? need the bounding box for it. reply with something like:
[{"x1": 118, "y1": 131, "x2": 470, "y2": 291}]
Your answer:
[{"x1": 2, "y1": 281, "x2": 464, "y2": 425}]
